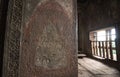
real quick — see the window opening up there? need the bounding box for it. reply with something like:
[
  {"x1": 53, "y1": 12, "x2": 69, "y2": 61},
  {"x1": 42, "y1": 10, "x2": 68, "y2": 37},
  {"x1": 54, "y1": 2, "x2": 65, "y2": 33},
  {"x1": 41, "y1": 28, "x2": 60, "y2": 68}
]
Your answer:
[{"x1": 89, "y1": 27, "x2": 117, "y2": 61}]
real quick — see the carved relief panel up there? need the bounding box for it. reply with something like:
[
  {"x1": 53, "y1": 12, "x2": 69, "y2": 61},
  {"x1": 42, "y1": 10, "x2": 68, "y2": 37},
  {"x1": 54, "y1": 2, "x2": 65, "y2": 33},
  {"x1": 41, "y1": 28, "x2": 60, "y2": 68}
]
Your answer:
[{"x1": 19, "y1": 0, "x2": 77, "y2": 77}]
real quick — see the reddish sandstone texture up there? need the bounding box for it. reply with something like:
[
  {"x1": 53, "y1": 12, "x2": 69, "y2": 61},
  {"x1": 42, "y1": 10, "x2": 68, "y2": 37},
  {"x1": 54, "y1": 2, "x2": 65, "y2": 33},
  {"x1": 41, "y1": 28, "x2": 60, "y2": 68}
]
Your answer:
[{"x1": 20, "y1": 1, "x2": 77, "y2": 77}]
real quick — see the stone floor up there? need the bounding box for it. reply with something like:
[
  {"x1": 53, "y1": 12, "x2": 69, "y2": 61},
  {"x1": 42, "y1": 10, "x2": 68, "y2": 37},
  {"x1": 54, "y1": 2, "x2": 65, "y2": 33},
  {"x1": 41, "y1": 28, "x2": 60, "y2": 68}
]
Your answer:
[{"x1": 78, "y1": 57, "x2": 120, "y2": 77}]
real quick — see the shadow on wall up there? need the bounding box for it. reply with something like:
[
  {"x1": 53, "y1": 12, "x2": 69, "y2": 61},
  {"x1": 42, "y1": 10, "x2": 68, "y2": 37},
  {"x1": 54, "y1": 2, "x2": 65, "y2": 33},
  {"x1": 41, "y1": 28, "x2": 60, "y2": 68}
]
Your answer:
[{"x1": 0, "y1": 0, "x2": 9, "y2": 77}]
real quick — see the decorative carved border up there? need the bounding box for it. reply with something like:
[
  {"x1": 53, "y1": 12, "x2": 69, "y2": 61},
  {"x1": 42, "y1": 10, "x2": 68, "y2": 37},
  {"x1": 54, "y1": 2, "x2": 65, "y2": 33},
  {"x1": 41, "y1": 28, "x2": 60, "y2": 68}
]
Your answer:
[
  {"x1": 3, "y1": 0, "x2": 23, "y2": 77},
  {"x1": 2, "y1": 0, "x2": 78, "y2": 77}
]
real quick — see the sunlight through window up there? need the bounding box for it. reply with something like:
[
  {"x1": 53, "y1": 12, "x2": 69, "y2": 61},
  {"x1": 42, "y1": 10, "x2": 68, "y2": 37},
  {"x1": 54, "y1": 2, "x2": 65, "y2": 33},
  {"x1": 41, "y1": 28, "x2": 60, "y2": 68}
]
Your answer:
[
  {"x1": 97, "y1": 31, "x2": 106, "y2": 41},
  {"x1": 89, "y1": 27, "x2": 117, "y2": 61}
]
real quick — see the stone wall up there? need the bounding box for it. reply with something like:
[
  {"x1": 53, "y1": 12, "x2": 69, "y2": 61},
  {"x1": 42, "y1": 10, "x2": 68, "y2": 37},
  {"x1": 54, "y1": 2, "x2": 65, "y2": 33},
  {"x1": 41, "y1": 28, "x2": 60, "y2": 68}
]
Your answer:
[
  {"x1": 3, "y1": 0, "x2": 77, "y2": 77},
  {"x1": 20, "y1": 0, "x2": 77, "y2": 77},
  {"x1": 3, "y1": 0, "x2": 23, "y2": 77}
]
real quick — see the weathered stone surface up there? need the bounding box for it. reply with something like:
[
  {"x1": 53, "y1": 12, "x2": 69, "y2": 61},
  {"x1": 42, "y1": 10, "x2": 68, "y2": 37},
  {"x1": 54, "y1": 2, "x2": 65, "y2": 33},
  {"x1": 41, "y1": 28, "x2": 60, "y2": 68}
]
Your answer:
[
  {"x1": 34, "y1": 24, "x2": 67, "y2": 68},
  {"x1": 3, "y1": 0, "x2": 77, "y2": 77},
  {"x1": 20, "y1": 0, "x2": 77, "y2": 77},
  {"x1": 2, "y1": 0, "x2": 23, "y2": 77},
  {"x1": 24, "y1": 0, "x2": 73, "y2": 23}
]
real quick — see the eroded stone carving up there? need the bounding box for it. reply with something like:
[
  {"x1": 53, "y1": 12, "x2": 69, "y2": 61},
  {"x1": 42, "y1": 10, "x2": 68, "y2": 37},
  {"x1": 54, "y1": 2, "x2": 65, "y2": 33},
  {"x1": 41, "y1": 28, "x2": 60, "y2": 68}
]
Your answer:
[{"x1": 35, "y1": 24, "x2": 66, "y2": 69}]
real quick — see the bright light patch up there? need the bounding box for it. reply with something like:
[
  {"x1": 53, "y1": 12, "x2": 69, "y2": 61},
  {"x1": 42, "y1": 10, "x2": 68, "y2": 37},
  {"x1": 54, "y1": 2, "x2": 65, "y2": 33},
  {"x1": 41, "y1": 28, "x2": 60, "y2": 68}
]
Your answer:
[{"x1": 97, "y1": 31, "x2": 106, "y2": 41}]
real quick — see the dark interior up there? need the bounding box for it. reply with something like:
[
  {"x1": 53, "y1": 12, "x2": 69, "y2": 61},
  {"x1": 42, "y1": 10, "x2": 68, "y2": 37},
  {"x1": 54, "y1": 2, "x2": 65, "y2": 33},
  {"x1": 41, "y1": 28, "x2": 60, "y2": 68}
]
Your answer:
[
  {"x1": 0, "y1": 0, "x2": 120, "y2": 77},
  {"x1": 0, "y1": 0, "x2": 9, "y2": 76}
]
